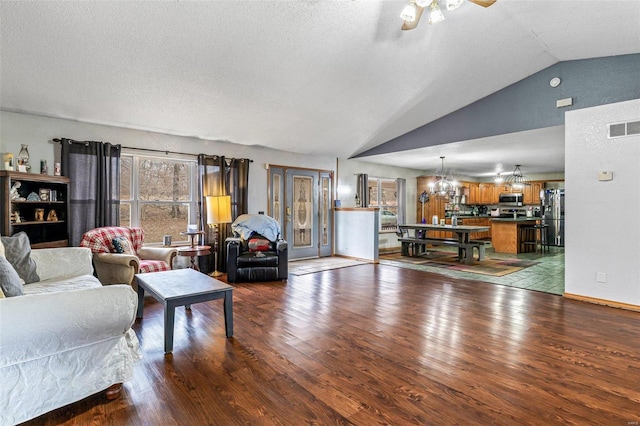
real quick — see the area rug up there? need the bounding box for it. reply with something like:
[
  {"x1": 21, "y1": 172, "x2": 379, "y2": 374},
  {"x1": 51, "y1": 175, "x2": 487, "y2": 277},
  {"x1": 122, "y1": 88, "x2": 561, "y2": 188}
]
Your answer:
[
  {"x1": 289, "y1": 257, "x2": 371, "y2": 275},
  {"x1": 379, "y1": 251, "x2": 539, "y2": 277}
]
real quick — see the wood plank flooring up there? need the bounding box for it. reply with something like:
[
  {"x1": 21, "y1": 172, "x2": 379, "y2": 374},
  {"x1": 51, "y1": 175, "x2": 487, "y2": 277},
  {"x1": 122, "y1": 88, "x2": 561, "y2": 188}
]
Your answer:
[{"x1": 22, "y1": 264, "x2": 640, "y2": 425}]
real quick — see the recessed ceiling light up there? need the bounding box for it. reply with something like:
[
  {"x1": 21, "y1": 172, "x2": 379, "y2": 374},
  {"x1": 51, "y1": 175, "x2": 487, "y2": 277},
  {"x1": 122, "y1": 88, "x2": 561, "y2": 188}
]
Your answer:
[{"x1": 549, "y1": 77, "x2": 561, "y2": 88}]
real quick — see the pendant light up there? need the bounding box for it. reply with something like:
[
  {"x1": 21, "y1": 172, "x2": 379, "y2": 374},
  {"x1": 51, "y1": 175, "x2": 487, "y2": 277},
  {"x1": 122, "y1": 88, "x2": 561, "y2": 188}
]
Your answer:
[
  {"x1": 429, "y1": 156, "x2": 456, "y2": 196},
  {"x1": 400, "y1": 1, "x2": 417, "y2": 22},
  {"x1": 504, "y1": 164, "x2": 531, "y2": 190},
  {"x1": 428, "y1": 0, "x2": 445, "y2": 24}
]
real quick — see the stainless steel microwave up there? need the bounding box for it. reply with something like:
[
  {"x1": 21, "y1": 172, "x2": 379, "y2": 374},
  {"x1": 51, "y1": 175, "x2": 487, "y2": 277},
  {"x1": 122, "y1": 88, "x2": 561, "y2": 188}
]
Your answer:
[{"x1": 498, "y1": 193, "x2": 523, "y2": 206}]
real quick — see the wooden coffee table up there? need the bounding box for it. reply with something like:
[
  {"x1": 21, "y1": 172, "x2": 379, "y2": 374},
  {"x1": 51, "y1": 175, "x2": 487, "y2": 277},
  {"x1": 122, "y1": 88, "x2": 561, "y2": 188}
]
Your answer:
[{"x1": 135, "y1": 268, "x2": 233, "y2": 354}]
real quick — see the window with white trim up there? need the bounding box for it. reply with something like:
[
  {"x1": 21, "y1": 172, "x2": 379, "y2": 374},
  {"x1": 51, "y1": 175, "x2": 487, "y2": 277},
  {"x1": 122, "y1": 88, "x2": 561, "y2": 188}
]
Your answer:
[
  {"x1": 368, "y1": 177, "x2": 404, "y2": 231},
  {"x1": 120, "y1": 152, "x2": 198, "y2": 245}
]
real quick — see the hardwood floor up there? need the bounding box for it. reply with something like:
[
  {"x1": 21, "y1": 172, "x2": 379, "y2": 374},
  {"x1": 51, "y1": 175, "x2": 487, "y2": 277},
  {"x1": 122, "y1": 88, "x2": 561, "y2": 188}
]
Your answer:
[{"x1": 23, "y1": 264, "x2": 640, "y2": 425}]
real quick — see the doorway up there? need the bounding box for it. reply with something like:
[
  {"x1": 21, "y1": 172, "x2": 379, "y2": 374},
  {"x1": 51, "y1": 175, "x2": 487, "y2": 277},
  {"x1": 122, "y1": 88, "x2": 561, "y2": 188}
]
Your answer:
[{"x1": 268, "y1": 166, "x2": 333, "y2": 260}]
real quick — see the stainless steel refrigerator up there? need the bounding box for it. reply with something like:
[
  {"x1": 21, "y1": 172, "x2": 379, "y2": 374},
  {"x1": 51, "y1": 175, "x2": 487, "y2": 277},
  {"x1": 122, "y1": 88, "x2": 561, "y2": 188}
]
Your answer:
[{"x1": 542, "y1": 188, "x2": 564, "y2": 246}]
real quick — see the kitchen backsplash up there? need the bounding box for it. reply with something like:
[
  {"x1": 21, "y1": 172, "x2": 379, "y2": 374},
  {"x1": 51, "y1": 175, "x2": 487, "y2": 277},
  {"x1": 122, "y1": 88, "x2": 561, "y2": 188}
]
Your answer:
[{"x1": 445, "y1": 203, "x2": 541, "y2": 217}]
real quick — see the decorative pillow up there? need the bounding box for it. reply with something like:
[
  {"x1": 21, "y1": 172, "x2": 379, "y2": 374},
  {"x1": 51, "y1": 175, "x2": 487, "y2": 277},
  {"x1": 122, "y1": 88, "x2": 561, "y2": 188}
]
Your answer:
[
  {"x1": 1, "y1": 232, "x2": 39, "y2": 284},
  {"x1": 112, "y1": 236, "x2": 136, "y2": 255},
  {"x1": 248, "y1": 237, "x2": 270, "y2": 252},
  {"x1": 0, "y1": 255, "x2": 24, "y2": 297}
]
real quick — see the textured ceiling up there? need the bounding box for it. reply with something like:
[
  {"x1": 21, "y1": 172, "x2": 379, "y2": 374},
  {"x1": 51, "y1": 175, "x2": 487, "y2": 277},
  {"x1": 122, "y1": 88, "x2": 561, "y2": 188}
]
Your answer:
[{"x1": 1, "y1": 1, "x2": 639, "y2": 176}]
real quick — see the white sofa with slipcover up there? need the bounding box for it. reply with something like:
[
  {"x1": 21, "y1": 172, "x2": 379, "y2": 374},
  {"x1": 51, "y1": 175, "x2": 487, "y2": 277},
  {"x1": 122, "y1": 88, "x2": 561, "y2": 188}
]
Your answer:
[{"x1": 0, "y1": 236, "x2": 141, "y2": 425}]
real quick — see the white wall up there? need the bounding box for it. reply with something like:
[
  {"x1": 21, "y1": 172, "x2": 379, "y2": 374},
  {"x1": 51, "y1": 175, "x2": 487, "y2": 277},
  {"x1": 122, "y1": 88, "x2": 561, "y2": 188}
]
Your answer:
[
  {"x1": 336, "y1": 158, "x2": 423, "y2": 250},
  {"x1": 565, "y1": 99, "x2": 640, "y2": 306},
  {"x1": 1, "y1": 111, "x2": 422, "y2": 252},
  {"x1": 334, "y1": 209, "x2": 379, "y2": 261},
  {"x1": 0, "y1": 111, "x2": 336, "y2": 214}
]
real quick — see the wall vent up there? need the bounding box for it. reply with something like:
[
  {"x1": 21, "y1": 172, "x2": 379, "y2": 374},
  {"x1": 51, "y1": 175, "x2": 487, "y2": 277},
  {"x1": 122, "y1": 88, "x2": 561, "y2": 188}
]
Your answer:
[{"x1": 608, "y1": 120, "x2": 640, "y2": 138}]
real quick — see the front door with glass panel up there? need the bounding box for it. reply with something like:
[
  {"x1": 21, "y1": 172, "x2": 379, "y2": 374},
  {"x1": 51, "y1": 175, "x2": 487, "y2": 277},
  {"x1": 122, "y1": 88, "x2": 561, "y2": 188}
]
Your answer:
[{"x1": 269, "y1": 167, "x2": 332, "y2": 260}]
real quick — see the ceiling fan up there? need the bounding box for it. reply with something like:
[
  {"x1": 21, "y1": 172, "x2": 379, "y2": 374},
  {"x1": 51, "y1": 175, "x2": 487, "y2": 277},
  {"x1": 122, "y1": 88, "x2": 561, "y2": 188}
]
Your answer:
[{"x1": 401, "y1": 0, "x2": 497, "y2": 31}]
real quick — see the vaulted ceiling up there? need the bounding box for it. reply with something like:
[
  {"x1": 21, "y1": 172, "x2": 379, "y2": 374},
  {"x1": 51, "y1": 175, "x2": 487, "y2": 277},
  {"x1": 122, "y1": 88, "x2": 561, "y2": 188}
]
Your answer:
[{"x1": 1, "y1": 1, "x2": 639, "y2": 176}]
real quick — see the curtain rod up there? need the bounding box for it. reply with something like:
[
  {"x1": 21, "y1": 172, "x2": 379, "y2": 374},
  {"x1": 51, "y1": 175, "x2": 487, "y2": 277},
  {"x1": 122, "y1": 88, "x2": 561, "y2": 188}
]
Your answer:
[
  {"x1": 122, "y1": 147, "x2": 253, "y2": 162},
  {"x1": 53, "y1": 139, "x2": 252, "y2": 162},
  {"x1": 122, "y1": 146, "x2": 253, "y2": 163},
  {"x1": 121, "y1": 145, "x2": 193, "y2": 157},
  {"x1": 52, "y1": 137, "x2": 119, "y2": 148}
]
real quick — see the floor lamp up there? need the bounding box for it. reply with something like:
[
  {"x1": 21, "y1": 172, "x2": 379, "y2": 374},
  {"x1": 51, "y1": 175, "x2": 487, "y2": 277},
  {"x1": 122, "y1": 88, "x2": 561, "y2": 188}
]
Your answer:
[{"x1": 206, "y1": 195, "x2": 232, "y2": 277}]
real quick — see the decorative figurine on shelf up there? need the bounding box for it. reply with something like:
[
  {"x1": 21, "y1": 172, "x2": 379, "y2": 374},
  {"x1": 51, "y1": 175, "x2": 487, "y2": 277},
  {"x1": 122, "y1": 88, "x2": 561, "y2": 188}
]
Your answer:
[
  {"x1": 26, "y1": 192, "x2": 40, "y2": 201},
  {"x1": 10, "y1": 181, "x2": 22, "y2": 200},
  {"x1": 34, "y1": 208, "x2": 45, "y2": 222},
  {"x1": 10, "y1": 182, "x2": 27, "y2": 201},
  {"x1": 46, "y1": 210, "x2": 58, "y2": 221},
  {"x1": 17, "y1": 144, "x2": 30, "y2": 172},
  {"x1": 11, "y1": 211, "x2": 21, "y2": 223},
  {"x1": 38, "y1": 188, "x2": 50, "y2": 201}
]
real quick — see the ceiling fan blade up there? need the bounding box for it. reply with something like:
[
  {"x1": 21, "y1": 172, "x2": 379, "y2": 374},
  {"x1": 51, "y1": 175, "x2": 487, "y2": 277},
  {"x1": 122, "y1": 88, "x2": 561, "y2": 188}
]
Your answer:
[
  {"x1": 468, "y1": 0, "x2": 497, "y2": 7},
  {"x1": 401, "y1": 5, "x2": 425, "y2": 31}
]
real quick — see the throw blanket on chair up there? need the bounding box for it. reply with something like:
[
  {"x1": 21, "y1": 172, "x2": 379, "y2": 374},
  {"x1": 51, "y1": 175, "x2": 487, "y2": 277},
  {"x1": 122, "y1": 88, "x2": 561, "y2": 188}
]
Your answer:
[{"x1": 231, "y1": 214, "x2": 281, "y2": 242}]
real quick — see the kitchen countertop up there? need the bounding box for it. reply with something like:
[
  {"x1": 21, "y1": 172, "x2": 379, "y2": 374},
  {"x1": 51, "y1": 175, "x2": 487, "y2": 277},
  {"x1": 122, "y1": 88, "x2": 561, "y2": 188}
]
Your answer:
[
  {"x1": 445, "y1": 214, "x2": 491, "y2": 218},
  {"x1": 490, "y1": 217, "x2": 539, "y2": 222}
]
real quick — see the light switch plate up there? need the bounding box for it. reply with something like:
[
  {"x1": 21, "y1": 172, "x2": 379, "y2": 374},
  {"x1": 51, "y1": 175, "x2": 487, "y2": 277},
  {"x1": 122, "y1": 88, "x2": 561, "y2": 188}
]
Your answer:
[{"x1": 598, "y1": 171, "x2": 613, "y2": 181}]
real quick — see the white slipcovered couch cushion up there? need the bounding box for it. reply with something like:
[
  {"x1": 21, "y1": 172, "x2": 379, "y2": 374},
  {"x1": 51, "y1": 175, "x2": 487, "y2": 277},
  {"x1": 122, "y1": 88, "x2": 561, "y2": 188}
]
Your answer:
[{"x1": 0, "y1": 246, "x2": 141, "y2": 425}]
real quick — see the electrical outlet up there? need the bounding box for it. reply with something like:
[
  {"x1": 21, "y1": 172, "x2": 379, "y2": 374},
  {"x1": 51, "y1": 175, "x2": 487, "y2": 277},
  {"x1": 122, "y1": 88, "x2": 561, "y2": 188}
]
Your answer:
[{"x1": 596, "y1": 272, "x2": 607, "y2": 283}]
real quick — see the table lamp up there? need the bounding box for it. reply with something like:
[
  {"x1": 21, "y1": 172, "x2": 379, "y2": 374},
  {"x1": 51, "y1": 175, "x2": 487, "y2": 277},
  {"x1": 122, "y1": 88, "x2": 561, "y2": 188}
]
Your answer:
[{"x1": 206, "y1": 195, "x2": 232, "y2": 277}]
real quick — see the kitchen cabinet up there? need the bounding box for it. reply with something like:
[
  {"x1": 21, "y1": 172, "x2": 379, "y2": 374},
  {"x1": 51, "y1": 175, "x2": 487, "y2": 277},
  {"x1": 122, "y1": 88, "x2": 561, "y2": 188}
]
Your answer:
[
  {"x1": 491, "y1": 218, "x2": 539, "y2": 254},
  {"x1": 467, "y1": 183, "x2": 479, "y2": 204},
  {"x1": 479, "y1": 183, "x2": 497, "y2": 204},
  {"x1": 524, "y1": 181, "x2": 543, "y2": 205},
  {"x1": 1, "y1": 171, "x2": 70, "y2": 248},
  {"x1": 417, "y1": 176, "x2": 446, "y2": 226}
]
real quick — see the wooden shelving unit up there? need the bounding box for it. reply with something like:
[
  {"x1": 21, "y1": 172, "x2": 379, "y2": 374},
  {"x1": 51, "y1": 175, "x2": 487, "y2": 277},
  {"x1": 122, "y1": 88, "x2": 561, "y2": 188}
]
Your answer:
[{"x1": 0, "y1": 171, "x2": 70, "y2": 248}]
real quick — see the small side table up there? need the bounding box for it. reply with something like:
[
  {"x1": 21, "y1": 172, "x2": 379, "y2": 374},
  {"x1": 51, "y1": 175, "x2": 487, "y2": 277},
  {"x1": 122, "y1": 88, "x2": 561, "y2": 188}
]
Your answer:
[
  {"x1": 180, "y1": 230, "x2": 205, "y2": 248},
  {"x1": 177, "y1": 245, "x2": 211, "y2": 271}
]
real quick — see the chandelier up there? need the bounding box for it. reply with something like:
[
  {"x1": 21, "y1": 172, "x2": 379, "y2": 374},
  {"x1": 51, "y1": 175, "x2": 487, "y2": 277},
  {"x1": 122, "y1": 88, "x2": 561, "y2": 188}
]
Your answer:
[
  {"x1": 400, "y1": 0, "x2": 496, "y2": 31},
  {"x1": 429, "y1": 156, "x2": 457, "y2": 197},
  {"x1": 504, "y1": 165, "x2": 531, "y2": 190},
  {"x1": 401, "y1": 0, "x2": 454, "y2": 25}
]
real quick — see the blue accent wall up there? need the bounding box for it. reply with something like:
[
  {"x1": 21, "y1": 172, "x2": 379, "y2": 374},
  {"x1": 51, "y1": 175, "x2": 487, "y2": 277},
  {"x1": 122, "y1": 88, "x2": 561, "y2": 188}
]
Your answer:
[{"x1": 354, "y1": 54, "x2": 640, "y2": 158}]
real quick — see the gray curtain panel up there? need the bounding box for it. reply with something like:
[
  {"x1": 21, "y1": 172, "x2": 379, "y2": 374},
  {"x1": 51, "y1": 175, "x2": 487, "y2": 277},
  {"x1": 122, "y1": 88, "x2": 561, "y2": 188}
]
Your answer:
[
  {"x1": 197, "y1": 154, "x2": 250, "y2": 273},
  {"x1": 60, "y1": 139, "x2": 121, "y2": 246}
]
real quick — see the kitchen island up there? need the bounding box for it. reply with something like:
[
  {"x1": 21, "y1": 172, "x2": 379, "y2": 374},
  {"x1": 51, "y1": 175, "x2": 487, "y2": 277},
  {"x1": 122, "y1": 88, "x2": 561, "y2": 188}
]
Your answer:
[{"x1": 491, "y1": 217, "x2": 540, "y2": 254}]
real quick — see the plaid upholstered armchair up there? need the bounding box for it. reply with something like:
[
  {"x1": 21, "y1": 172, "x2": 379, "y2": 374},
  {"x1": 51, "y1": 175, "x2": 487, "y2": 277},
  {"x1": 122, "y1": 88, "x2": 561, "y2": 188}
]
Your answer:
[{"x1": 80, "y1": 227, "x2": 176, "y2": 287}]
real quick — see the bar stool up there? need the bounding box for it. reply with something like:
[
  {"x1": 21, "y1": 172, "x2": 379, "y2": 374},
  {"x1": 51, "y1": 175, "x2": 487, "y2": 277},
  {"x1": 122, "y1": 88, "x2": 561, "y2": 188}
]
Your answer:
[
  {"x1": 534, "y1": 223, "x2": 549, "y2": 254},
  {"x1": 520, "y1": 225, "x2": 538, "y2": 253}
]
